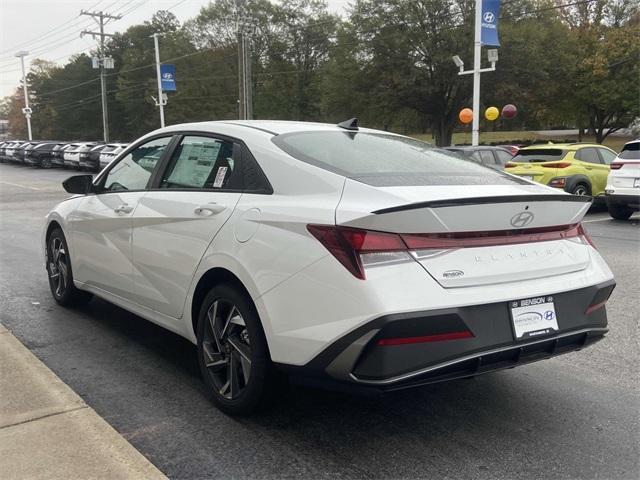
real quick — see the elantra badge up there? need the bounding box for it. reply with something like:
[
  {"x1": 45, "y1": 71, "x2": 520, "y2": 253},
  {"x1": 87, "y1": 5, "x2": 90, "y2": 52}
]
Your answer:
[{"x1": 510, "y1": 211, "x2": 534, "y2": 228}]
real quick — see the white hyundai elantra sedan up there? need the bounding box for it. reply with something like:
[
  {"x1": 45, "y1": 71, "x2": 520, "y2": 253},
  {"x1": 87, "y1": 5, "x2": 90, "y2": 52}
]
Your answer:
[{"x1": 44, "y1": 119, "x2": 615, "y2": 414}]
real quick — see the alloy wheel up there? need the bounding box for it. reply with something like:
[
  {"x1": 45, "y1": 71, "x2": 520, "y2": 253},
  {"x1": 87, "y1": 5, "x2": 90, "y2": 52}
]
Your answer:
[
  {"x1": 202, "y1": 299, "x2": 252, "y2": 400},
  {"x1": 48, "y1": 237, "x2": 68, "y2": 297},
  {"x1": 574, "y1": 185, "x2": 588, "y2": 196}
]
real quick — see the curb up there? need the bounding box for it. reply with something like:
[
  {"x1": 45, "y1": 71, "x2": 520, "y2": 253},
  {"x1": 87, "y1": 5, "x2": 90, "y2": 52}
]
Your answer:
[{"x1": 0, "y1": 324, "x2": 167, "y2": 480}]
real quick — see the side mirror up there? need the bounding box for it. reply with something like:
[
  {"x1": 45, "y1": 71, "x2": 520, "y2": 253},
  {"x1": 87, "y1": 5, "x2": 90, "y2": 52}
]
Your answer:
[{"x1": 62, "y1": 174, "x2": 94, "y2": 194}]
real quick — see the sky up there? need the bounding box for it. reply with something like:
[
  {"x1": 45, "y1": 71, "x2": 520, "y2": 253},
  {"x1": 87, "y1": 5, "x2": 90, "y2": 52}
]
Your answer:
[{"x1": 0, "y1": 0, "x2": 350, "y2": 99}]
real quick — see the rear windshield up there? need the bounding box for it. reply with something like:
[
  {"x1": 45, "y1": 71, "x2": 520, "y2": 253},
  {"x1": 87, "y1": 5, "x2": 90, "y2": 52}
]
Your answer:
[
  {"x1": 512, "y1": 148, "x2": 567, "y2": 162},
  {"x1": 272, "y1": 132, "x2": 526, "y2": 186},
  {"x1": 619, "y1": 142, "x2": 640, "y2": 160}
]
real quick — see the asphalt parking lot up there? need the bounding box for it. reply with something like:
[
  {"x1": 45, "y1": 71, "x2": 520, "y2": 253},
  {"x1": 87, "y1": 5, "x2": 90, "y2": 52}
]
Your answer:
[{"x1": 1, "y1": 162, "x2": 638, "y2": 479}]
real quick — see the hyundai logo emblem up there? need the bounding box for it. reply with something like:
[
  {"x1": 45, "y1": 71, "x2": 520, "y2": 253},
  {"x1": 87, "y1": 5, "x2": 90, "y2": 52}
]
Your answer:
[
  {"x1": 483, "y1": 11, "x2": 495, "y2": 23},
  {"x1": 510, "y1": 211, "x2": 534, "y2": 228}
]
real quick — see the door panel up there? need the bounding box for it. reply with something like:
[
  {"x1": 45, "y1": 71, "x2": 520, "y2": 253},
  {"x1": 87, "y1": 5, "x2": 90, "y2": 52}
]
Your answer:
[
  {"x1": 130, "y1": 135, "x2": 245, "y2": 318},
  {"x1": 131, "y1": 191, "x2": 241, "y2": 317},
  {"x1": 69, "y1": 136, "x2": 173, "y2": 300},
  {"x1": 70, "y1": 192, "x2": 146, "y2": 300}
]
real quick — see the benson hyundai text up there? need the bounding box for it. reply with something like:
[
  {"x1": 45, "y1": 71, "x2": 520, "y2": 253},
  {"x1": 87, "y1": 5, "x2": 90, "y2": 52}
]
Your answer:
[{"x1": 43, "y1": 120, "x2": 615, "y2": 414}]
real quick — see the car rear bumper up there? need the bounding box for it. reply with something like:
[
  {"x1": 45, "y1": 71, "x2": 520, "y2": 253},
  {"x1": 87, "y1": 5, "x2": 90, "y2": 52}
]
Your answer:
[
  {"x1": 606, "y1": 193, "x2": 640, "y2": 210},
  {"x1": 280, "y1": 280, "x2": 614, "y2": 391}
]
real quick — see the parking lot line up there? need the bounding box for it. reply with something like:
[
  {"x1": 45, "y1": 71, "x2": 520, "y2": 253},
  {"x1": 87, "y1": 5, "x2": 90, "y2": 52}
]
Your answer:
[{"x1": 0, "y1": 181, "x2": 42, "y2": 191}]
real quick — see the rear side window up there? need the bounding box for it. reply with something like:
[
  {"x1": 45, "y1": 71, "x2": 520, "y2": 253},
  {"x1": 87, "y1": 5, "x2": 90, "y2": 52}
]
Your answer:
[
  {"x1": 575, "y1": 147, "x2": 600, "y2": 164},
  {"x1": 512, "y1": 148, "x2": 567, "y2": 162},
  {"x1": 272, "y1": 132, "x2": 525, "y2": 186},
  {"x1": 477, "y1": 150, "x2": 496, "y2": 165},
  {"x1": 160, "y1": 136, "x2": 240, "y2": 190},
  {"x1": 619, "y1": 142, "x2": 640, "y2": 160}
]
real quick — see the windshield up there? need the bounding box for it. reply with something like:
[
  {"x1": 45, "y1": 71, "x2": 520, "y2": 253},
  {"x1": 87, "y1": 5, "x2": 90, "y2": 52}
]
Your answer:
[
  {"x1": 272, "y1": 131, "x2": 525, "y2": 187},
  {"x1": 512, "y1": 148, "x2": 567, "y2": 162},
  {"x1": 619, "y1": 142, "x2": 640, "y2": 160}
]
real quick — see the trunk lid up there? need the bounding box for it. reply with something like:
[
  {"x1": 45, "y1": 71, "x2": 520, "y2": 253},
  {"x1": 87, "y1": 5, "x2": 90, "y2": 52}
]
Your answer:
[{"x1": 336, "y1": 180, "x2": 592, "y2": 287}]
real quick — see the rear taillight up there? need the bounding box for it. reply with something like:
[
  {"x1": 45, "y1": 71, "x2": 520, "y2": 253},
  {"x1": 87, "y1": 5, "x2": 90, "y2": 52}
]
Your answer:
[
  {"x1": 548, "y1": 178, "x2": 566, "y2": 188},
  {"x1": 609, "y1": 162, "x2": 622, "y2": 170},
  {"x1": 577, "y1": 224, "x2": 597, "y2": 249},
  {"x1": 307, "y1": 225, "x2": 407, "y2": 280},
  {"x1": 308, "y1": 223, "x2": 596, "y2": 279},
  {"x1": 542, "y1": 162, "x2": 571, "y2": 168},
  {"x1": 505, "y1": 162, "x2": 516, "y2": 168}
]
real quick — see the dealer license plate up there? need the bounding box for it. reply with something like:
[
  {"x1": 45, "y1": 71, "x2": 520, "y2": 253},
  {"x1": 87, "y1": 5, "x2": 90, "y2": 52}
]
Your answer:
[{"x1": 510, "y1": 296, "x2": 559, "y2": 340}]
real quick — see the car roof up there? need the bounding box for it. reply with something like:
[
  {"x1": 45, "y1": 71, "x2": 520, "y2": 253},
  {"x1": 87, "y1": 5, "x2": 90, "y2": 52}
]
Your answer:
[
  {"x1": 158, "y1": 120, "x2": 400, "y2": 137},
  {"x1": 519, "y1": 142, "x2": 608, "y2": 151}
]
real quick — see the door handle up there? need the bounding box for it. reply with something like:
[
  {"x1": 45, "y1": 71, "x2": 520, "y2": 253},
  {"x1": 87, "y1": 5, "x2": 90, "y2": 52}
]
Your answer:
[
  {"x1": 114, "y1": 203, "x2": 133, "y2": 214},
  {"x1": 194, "y1": 203, "x2": 226, "y2": 216}
]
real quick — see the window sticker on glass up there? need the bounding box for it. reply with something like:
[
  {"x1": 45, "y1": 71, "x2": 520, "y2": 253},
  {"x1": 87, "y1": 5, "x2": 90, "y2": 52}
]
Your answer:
[
  {"x1": 166, "y1": 141, "x2": 222, "y2": 187},
  {"x1": 213, "y1": 166, "x2": 228, "y2": 188}
]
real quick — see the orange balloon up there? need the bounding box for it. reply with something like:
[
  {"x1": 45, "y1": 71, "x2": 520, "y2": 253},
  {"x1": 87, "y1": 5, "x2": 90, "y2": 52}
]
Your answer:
[{"x1": 459, "y1": 108, "x2": 473, "y2": 124}]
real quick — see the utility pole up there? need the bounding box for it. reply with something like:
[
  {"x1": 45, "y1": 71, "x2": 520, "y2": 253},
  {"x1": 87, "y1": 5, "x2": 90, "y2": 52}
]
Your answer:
[
  {"x1": 80, "y1": 9, "x2": 121, "y2": 142},
  {"x1": 229, "y1": 2, "x2": 256, "y2": 120},
  {"x1": 15, "y1": 51, "x2": 32, "y2": 140},
  {"x1": 151, "y1": 33, "x2": 166, "y2": 128}
]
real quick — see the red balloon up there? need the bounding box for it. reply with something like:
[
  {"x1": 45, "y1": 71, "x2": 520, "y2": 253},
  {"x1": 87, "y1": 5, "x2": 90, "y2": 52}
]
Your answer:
[{"x1": 502, "y1": 104, "x2": 517, "y2": 119}]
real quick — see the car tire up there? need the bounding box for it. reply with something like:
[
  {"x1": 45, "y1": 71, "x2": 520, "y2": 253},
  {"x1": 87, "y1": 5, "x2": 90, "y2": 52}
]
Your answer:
[
  {"x1": 196, "y1": 283, "x2": 280, "y2": 415},
  {"x1": 607, "y1": 202, "x2": 633, "y2": 220},
  {"x1": 571, "y1": 183, "x2": 591, "y2": 196},
  {"x1": 46, "y1": 228, "x2": 93, "y2": 306}
]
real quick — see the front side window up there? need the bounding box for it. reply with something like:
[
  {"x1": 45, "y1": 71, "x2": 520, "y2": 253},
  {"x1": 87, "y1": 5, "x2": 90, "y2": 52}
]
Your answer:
[
  {"x1": 272, "y1": 132, "x2": 525, "y2": 186},
  {"x1": 160, "y1": 136, "x2": 239, "y2": 190},
  {"x1": 103, "y1": 137, "x2": 172, "y2": 192}
]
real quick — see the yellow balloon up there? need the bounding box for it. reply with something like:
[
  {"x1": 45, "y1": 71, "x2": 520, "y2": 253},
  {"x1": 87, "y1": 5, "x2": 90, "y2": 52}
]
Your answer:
[{"x1": 485, "y1": 106, "x2": 499, "y2": 121}]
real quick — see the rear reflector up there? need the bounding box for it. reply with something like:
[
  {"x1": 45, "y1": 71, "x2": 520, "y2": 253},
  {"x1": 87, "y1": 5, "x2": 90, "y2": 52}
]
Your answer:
[
  {"x1": 585, "y1": 300, "x2": 608, "y2": 315},
  {"x1": 377, "y1": 330, "x2": 474, "y2": 346},
  {"x1": 542, "y1": 162, "x2": 572, "y2": 168},
  {"x1": 308, "y1": 223, "x2": 596, "y2": 279}
]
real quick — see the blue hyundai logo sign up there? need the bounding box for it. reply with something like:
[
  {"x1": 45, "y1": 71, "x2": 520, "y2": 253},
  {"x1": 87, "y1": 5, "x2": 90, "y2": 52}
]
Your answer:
[
  {"x1": 481, "y1": 0, "x2": 501, "y2": 46},
  {"x1": 160, "y1": 64, "x2": 177, "y2": 92}
]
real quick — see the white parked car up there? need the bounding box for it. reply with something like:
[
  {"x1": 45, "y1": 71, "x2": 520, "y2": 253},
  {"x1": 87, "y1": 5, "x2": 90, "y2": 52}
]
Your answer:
[
  {"x1": 44, "y1": 120, "x2": 616, "y2": 414},
  {"x1": 98, "y1": 143, "x2": 129, "y2": 171},
  {"x1": 605, "y1": 139, "x2": 640, "y2": 219},
  {"x1": 63, "y1": 142, "x2": 99, "y2": 169}
]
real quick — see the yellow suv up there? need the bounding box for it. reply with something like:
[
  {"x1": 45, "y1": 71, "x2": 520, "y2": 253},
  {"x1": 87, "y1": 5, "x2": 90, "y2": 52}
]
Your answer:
[{"x1": 505, "y1": 143, "x2": 618, "y2": 197}]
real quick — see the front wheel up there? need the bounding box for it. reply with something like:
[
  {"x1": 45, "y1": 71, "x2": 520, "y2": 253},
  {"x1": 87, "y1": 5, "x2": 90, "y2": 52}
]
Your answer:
[
  {"x1": 197, "y1": 284, "x2": 280, "y2": 415},
  {"x1": 46, "y1": 228, "x2": 92, "y2": 306}
]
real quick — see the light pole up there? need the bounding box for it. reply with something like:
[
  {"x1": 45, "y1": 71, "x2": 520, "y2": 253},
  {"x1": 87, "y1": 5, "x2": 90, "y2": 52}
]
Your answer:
[
  {"x1": 151, "y1": 33, "x2": 166, "y2": 128},
  {"x1": 452, "y1": 0, "x2": 499, "y2": 146},
  {"x1": 15, "y1": 50, "x2": 32, "y2": 140}
]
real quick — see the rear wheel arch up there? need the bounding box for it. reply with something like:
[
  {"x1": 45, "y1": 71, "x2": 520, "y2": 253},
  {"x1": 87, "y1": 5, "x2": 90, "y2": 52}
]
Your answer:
[
  {"x1": 46, "y1": 220, "x2": 63, "y2": 243},
  {"x1": 191, "y1": 268, "x2": 259, "y2": 340},
  {"x1": 564, "y1": 175, "x2": 592, "y2": 195}
]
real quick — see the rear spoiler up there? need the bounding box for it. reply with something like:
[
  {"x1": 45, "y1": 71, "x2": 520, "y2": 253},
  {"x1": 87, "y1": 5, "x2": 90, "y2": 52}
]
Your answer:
[{"x1": 373, "y1": 194, "x2": 592, "y2": 214}]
